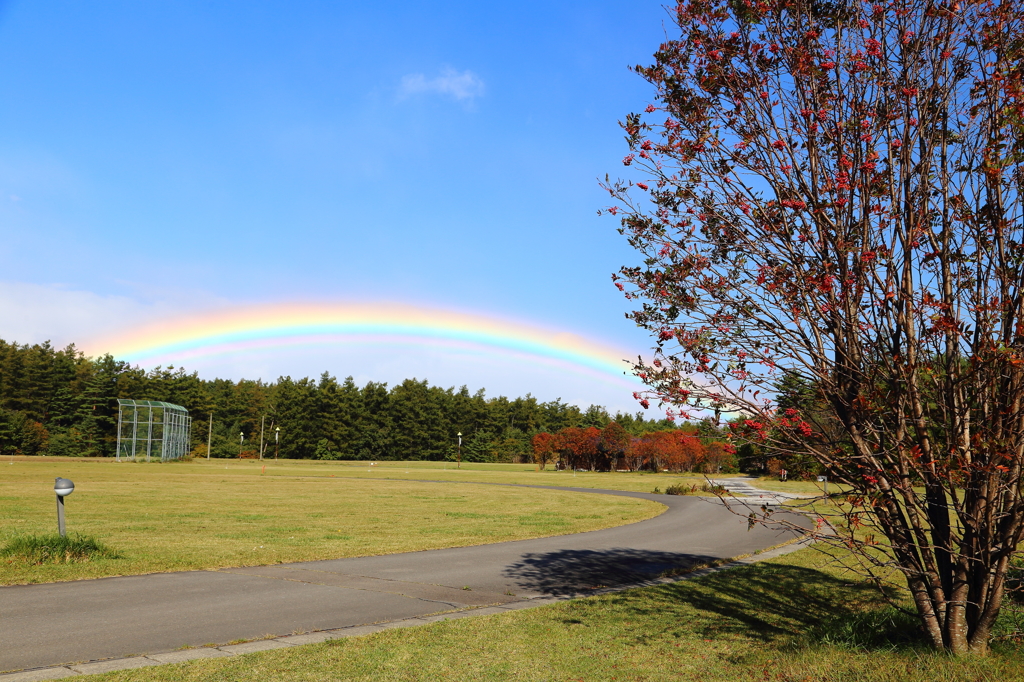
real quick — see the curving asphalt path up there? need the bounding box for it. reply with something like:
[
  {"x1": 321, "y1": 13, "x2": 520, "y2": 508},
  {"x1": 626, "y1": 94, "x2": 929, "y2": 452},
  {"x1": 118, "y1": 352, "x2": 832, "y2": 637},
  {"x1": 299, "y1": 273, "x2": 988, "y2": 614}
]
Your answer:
[{"x1": 1, "y1": 486, "x2": 807, "y2": 673}]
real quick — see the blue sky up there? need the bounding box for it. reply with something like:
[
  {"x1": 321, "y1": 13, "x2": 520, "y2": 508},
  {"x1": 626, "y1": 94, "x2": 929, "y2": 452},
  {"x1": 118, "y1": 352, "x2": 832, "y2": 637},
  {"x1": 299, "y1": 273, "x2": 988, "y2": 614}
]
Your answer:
[{"x1": 0, "y1": 0, "x2": 670, "y2": 414}]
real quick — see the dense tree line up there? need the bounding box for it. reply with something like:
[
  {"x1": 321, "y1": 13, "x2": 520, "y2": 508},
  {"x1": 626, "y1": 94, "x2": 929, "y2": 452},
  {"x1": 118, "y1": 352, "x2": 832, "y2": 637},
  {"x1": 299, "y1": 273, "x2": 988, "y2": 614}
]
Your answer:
[{"x1": 0, "y1": 338, "x2": 682, "y2": 462}]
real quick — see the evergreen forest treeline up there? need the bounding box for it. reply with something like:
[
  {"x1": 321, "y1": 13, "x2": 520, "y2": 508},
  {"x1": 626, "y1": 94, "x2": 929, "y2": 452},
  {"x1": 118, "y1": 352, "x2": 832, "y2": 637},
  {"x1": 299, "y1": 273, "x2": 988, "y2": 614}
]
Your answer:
[{"x1": 0, "y1": 339, "x2": 686, "y2": 462}]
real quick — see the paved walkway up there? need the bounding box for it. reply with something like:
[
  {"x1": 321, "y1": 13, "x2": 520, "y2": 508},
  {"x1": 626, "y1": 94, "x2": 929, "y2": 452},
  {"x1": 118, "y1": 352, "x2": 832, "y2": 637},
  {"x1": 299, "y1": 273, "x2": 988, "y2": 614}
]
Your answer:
[
  {"x1": 707, "y1": 476, "x2": 817, "y2": 506},
  {"x1": 1, "y1": 486, "x2": 809, "y2": 679}
]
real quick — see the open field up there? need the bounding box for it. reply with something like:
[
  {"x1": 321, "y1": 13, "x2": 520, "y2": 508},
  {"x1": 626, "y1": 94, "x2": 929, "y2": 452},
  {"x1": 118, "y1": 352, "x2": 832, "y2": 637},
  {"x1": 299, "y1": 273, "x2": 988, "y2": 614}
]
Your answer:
[
  {"x1": 1, "y1": 456, "x2": 748, "y2": 494},
  {"x1": 8, "y1": 458, "x2": 1022, "y2": 680},
  {"x1": 243, "y1": 459, "x2": 834, "y2": 498},
  {"x1": 215, "y1": 457, "x2": 723, "y2": 493},
  {"x1": 0, "y1": 459, "x2": 662, "y2": 585},
  {"x1": 71, "y1": 543, "x2": 1024, "y2": 682}
]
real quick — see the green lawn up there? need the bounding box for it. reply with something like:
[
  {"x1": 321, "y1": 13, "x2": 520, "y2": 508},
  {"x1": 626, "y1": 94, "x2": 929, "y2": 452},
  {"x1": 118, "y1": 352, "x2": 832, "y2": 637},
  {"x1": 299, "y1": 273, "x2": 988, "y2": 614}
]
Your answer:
[
  {"x1": 0, "y1": 458, "x2": 662, "y2": 585},
  {"x1": 8, "y1": 458, "x2": 1022, "y2": 680},
  {"x1": 75, "y1": 543, "x2": 1024, "y2": 682},
  {"x1": 239, "y1": 457, "x2": 721, "y2": 493}
]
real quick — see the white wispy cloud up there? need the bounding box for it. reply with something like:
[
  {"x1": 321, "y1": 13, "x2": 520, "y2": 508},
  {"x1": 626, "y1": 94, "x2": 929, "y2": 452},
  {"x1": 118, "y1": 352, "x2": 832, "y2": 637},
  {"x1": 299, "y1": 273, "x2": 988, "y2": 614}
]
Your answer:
[
  {"x1": 0, "y1": 281, "x2": 224, "y2": 356},
  {"x1": 399, "y1": 68, "x2": 485, "y2": 102},
  {"x1": 0, "y1": 281, "x2": 159, "y2": 350}
]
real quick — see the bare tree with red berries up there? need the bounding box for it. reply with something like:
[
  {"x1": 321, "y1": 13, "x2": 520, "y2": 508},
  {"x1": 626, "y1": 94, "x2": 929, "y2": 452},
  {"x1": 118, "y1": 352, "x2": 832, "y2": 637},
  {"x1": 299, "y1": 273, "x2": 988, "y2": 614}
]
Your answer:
[{"x1": 606, "y1": 0, "x2": 1024, "y2": 653}]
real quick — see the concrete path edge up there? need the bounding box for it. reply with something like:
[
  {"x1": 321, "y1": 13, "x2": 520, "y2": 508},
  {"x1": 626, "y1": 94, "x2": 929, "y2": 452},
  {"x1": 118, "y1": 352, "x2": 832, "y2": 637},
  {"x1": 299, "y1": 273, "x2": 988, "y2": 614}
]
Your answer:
[{"x1": 0, "y1": 535, "x2": 815, "y2": 681}]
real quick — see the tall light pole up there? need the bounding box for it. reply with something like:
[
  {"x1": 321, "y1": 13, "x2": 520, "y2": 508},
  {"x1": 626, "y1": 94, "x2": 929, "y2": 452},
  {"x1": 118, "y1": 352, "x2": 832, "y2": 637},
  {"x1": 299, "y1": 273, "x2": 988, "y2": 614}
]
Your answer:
[
  {"x1": 275, "y1": 427, "x2": 280, "y2": 460},
  {"x1": 259, "y1": 416, "x2": 265, "y2": 461},
  {"x1": 457, "y1": 432, "x2": 462, "y2": 469},
  {"x1": 239, "y1": 432, "x2": 244, "y2": 458}
]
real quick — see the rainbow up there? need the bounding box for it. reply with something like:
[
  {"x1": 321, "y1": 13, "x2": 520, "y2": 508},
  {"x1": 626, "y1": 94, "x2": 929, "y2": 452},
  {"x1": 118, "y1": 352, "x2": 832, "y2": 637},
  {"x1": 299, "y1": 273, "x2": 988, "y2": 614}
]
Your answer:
[{"x1": 82, "y1": 302, "x2": 643, "y2": 388}]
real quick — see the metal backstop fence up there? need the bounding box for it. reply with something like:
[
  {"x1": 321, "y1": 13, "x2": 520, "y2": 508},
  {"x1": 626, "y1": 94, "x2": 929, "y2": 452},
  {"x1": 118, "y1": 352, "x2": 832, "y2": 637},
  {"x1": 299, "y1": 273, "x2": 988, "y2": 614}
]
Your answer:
[{"x1": 115, "y1": 399, "x2": 193, "y2": 462}]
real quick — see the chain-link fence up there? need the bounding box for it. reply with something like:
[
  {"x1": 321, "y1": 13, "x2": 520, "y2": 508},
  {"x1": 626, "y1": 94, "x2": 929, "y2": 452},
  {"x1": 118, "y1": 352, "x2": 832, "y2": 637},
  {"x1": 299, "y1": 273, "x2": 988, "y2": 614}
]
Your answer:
[{"x1": 115, "y1": 399, "x2": 192, "y2": 462}]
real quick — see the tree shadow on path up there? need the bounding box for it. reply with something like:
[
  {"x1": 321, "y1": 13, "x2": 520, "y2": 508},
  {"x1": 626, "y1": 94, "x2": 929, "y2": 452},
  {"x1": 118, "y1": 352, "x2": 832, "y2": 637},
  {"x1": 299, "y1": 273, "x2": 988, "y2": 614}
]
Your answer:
[{"x1": 504, "y1": 548, "x2": 721, "y2": 597}]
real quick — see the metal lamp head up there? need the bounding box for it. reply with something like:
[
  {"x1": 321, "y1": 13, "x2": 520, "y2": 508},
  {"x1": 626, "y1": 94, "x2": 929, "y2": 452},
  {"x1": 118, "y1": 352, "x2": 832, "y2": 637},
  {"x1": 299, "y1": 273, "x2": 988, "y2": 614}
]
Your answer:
[{"x1": 54, "y1": 477, "x2": 75, "y2": 497}]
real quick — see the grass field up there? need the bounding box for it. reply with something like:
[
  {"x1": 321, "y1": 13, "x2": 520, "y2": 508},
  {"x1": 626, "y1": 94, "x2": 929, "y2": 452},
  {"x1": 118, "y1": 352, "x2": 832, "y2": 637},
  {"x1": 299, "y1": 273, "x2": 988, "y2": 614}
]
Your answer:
[
  {"x1": 251, "y1": 459, "x2": 831, "y2": 497},
  {"x1": 72, "y1": 543, "x2": 1024, "y2": 682},
  {"x1": 0, "y1": 458, "x2": 663, "y2": 585},
  {"x1": 8, "y1": 458, "x2": 1022, "y2": 680},
  {"x1": 226, "y1": 457, "x2": 722, "y2": 493}
]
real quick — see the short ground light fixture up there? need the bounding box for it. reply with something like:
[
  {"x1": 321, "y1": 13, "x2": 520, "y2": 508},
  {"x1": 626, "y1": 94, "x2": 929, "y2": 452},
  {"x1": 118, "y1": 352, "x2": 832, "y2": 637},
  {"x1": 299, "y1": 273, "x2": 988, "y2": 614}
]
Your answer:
[{"x1": 54, "y1": 477, "x2": 74, "y2": 537}]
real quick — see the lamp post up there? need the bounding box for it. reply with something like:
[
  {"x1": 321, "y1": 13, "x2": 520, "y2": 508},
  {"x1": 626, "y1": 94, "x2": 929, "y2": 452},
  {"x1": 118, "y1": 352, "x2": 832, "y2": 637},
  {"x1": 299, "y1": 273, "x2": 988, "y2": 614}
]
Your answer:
[
  {"x1": 54, "y1": 477, "x2": 74, "y2": 537},
  {"x1": 275, "y1": 427, "x2": 280, "y2": 460},
  {"x1": 258, "y1": 416, "x2": 265, "y2": 461},
  {"x1": 239, "y1": 432, "x2": 244, "y2": 458},
  {"x1": 457, "y1": 432, "x2": 462, "y2": 469}
]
